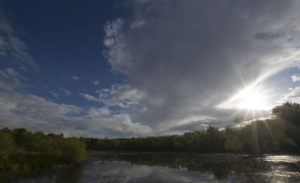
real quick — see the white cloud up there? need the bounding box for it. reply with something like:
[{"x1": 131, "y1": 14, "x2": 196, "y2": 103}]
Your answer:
[
  {"x1": 0, "y1": 68, "x2": 18, "y2": 79},
  {"x1": 79, "y1": 92, "x2": 99, "y2": 102},
  {"x1": 96, "y1": 84, "x2": 143, "y2": 108},
  {"x1": 92, "y1": 80, "x2": 100, "y2": 85},
  {"x1": 0, "y1": 90, "x2": 85, "y2": 136},
  {"x1": 103, "y1": 0, "x2": 300, "y2": 130},
  {"x1": 49, "y1": 91, "x2": 59, "y2": 98},
  {"x1": 104, "y1": 19, "x2": 123, "y2": 38},
  {"x1": 0, "y1": 69, "x2": 150, "y2": 137},
  {"x1": 80, "y1": 113, "x2": 152, "y2": 137},
  {"x1": 71, "y1": 75, "x2": 80, "y2": 80},
  {"x1": 87, "y1": 107, "x2": 110, "y2": 117},
  {"x1": 130, "y1": 19, "x2": 147, "y2": 30},
  {"x1": 15, "y1": 94, "x2": 81, "y2": 118},
  {"x1": 0, "y1": 85, "x2": 150, "y2": 137},
  {"x1": 0, "y1": 67, "x2": 20, "y2": 86},
  {"x1": 291, "y1": 74, "x2": 300, "y2": 82},
  {"x1": 0, "y1": 68, "x2": 23, "y2": 91},
  {"x1": 0, "y1": 10, "x2": 35, "y2": 68},
  {"x1": 80, "y1": 84, "x2": 144, "y2": 108},
  {"x1": 61, "y1": 88, "x2": 71, "y2": 96},
  {"x1": 49, "y1": 88, "x2": 71, "y2": 98},
  {"x1": 282, "y1": 86, "x2": 300, "y2": 102},
  {"x1": 0, "y1": 8, "x2": 154, "y2": 138}
]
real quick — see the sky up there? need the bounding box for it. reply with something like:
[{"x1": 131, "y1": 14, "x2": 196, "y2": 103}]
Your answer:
[{"x1": 0, "y1": 0, "x2": 300, "y2": 138}]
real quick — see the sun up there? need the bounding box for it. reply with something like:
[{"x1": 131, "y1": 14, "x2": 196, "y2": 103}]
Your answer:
[
  {"x1": 235, "y1": 88, "x2": 269, "y2": 110},
  {"x1": 217, "y1": 85, "x2": 271, "y2": 111}
]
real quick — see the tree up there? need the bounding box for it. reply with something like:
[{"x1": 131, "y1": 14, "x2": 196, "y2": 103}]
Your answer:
[
  {"x1": 0, "y1": 131, "x2": 15, "y2": 151},
  {"x1": 272, "y1": 102, "x2": 300, "y2": 126}
]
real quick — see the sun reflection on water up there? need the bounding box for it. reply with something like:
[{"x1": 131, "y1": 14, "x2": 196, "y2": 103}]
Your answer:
[
  {"x1": 264, "y1": 155, "x2": 300, "y2": 163},
  {"x1": 261, "y1": 155, "x2": 300, "y2": 181}
]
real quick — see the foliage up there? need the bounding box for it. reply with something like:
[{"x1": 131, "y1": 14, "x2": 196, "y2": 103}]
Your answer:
[
  {"x1": 0, "y1": 131, "x2": 15, "y2": 151},
  {"x1": 61, "y1": 139, "x2": 86, "y2": 164},
  {"x1": 272, "y1": 102, "x2": 300, "y2": 126},
  {"x1": 83, "y1": 102, "x2": 300, "y2": 155},
  {"x1": 1, "y1": 102, "x2": 300, "y2": 181},
  {"x1": 0, "y1": 128, "x2": 86, "y2": 181}
]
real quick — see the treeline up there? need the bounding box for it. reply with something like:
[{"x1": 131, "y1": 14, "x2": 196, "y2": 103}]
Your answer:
[
  {"x1": 1, "y1": 102, "x2": 299, "y2": 180},
  {"x1": 83, "y1": 102, "x2": 300, "y2": 155},
  {"x1": 0, "y1": 128, "x2": 86, "y2": 181}
]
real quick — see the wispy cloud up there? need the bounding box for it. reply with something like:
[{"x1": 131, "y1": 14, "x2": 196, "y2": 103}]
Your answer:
[
  {"x1": 92, "y1": 80, "x2": 99, "y2": 85},
  {"x1": 60, "y1": 88, "x2": 71, "y2": 96},
  {"x1": 71, "y1": 75, "x2": 80, "y2": 80},
  {"x1": 49, "y1": 88, "x2": 71, "y2": 98},
  {"x1": 0, "y1": 67, "x2": 23, "y2": 91},
  {"x1": 79, "y1": 92, "x2": 99, "y2": 102},
  {"x1": 80, "y1": 84, "x2": 144, "y2": 108},
  {"x1": 0, "y1": 9, "x2": 35, "y2": 69}
]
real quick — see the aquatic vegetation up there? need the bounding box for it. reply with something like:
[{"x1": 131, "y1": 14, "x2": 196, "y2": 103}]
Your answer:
[{"x1": 0, "y1": 129, "x2": 86, "y2": 182}]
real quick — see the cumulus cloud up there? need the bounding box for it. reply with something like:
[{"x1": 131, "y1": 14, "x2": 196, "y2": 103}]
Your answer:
[
  {"x1": 0, "y1": 90, "x2": 85, "y2": 136},
  {"x1": 79, "y1": 113, "x2": 152, "y2": 137},
  {"x1": 0, "y1": 68, "x2": 151, "y2": 137},
  {"x1": 87, "y1": 107, "x2": 110, "y2": 117},
  {"x1": 2, "y1": 0, "x2": 300, "y2": 137},
  {"x1": 103, "y1": 0, "x2": 300, "y2": 131},
  {"x1": 291, "y1": 74, "x2": 300, "y2": 82},
  {"x1": 0, "y1": 88, "x2": 151, "y2": 137}
]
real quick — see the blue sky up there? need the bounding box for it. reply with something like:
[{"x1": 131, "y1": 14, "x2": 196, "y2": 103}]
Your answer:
[
  {"x1": 1, "y1": 0, "x2": 122, "y2": 105},
  {"x1": 0, "y1": 0, "x2": 300, "y2": 137}
]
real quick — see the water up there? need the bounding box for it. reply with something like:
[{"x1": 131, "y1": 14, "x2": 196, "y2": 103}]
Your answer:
[{"x1": 9, "y1": 153, "x2": 300, "y2": 183}]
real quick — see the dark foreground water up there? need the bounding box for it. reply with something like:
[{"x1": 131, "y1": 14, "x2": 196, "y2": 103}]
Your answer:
[{"x1": 11, "y1": 153, "x2": 300, "y2": 183}]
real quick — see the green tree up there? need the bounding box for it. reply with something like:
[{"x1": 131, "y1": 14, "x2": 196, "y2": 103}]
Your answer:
[
  {"x1": 0, "y1": 131, "x2": 15, "y2": 151},
  {"x1": 61, "y1": 139, "x2": 86, "y2": 164}
]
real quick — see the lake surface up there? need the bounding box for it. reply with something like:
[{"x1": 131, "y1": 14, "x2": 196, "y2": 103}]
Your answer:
[{"x1": 11, "y1": 152, "x2": 300, "y2": 183}]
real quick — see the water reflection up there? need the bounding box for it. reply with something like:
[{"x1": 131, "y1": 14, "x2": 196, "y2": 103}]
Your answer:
[
  {"x1": 11, "y1": 153, "x2": 300, "y2": 183},
  {"x1": 80, "y1": 161, "x2": 219, "y2": 183},
  {"x1": 13, "y1": 165, "x2": 83, "y2": 183},
  {"x1": 261, "y1": 155, "x2": 300, "y2": 182}
]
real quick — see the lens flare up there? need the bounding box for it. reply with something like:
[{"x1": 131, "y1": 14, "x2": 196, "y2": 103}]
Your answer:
[
  {"x1": 217, "y1": 85, "x2": 272, "y2": 111},
  {"x1": 235, "y1": 87, "x2": 269, "y2": 110}
]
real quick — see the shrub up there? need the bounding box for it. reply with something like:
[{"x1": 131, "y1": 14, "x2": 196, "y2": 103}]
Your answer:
[{"x1": 61, "y1": 139, "x2": 86, "y2": 164}]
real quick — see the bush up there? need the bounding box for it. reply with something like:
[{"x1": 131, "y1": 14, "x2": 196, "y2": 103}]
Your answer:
[{"x1": 61, "y1": 139, "x2": 86, "y2": 164}]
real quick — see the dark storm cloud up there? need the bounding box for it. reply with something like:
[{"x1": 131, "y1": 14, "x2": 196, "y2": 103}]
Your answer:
[
  {"x1": 104, "y1": 0, "x2": 300, "y2": 132},
  {"x1": 255, "y1": 31, "x2": 283, "y2": 41}
]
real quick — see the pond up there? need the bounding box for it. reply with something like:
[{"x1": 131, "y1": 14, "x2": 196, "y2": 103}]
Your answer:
[{"x1": 10, "y1": 152, "x2": 300, "y2": 183}]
